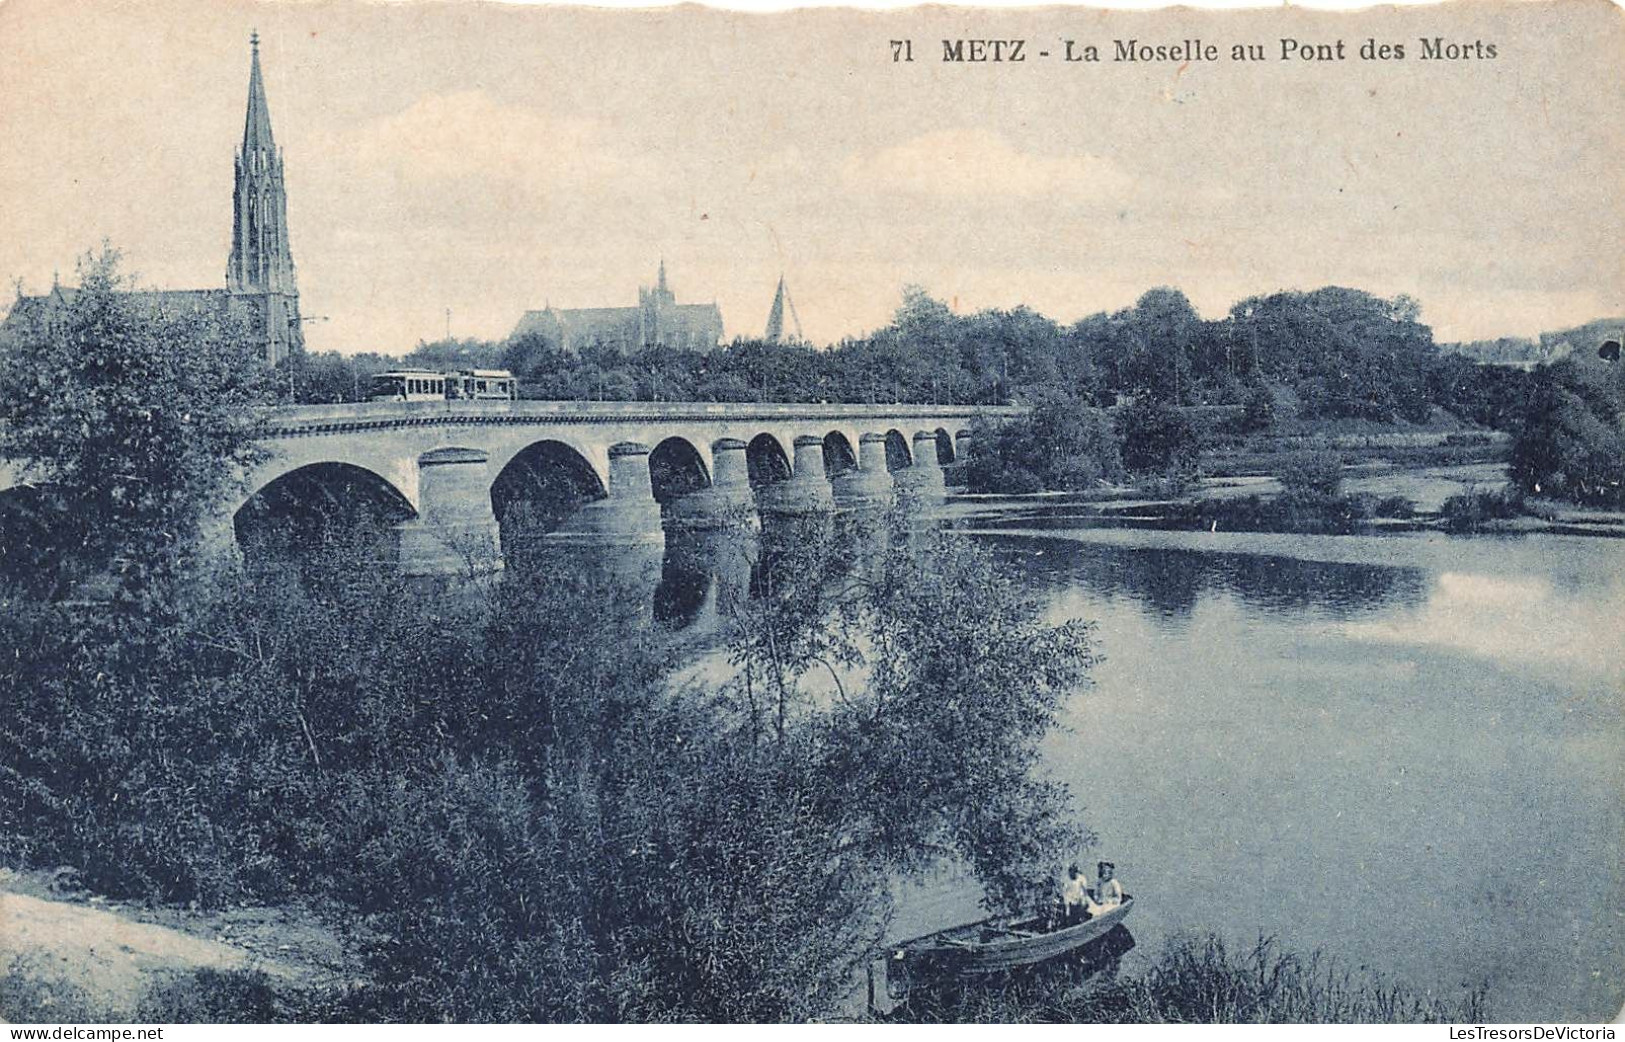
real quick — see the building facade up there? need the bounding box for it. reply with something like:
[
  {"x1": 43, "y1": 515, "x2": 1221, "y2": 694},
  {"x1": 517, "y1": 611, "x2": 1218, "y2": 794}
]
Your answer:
[
  {"x1": 3, "y1": 35, "x2": 302, "y2": 365},
  {"x1": 511, "y1": 262, "x2": 724, "y2": 353}
]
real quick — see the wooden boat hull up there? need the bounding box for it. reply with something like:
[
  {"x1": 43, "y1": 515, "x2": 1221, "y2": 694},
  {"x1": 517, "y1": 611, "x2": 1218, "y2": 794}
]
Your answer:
[
  {"x1": 869, "y1": 897, "x2": 1134, "y2": 1010},
  {"x1": 915, "y1": 897, "x2": 1133, "y2": 974}
]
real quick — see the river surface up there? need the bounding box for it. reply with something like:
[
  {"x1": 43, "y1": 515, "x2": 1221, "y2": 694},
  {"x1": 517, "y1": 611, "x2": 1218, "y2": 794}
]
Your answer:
[{"x1": 885, "y1": 520, "x2": 1624, "y2": 1022}]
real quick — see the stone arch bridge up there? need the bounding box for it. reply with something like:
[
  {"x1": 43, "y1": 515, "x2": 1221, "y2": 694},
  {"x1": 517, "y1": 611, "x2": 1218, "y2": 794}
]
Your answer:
[{"x1": 222, "y1": 400, "x2": 1020, "y2": 575}]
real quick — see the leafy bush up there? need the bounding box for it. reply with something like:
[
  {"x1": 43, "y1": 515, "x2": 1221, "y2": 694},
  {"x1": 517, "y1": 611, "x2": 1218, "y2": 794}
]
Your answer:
[
  {"x1": 137, "y1": 969, "x2": 293, "y2": 1024},
  {"x1": 964, "y1": 396, "x2": 1124, "y2": 495},
  {"x1": 1372, "y1": 495, "x2": 1416, "y2": 519},
  {"x1": 1275, "y1": 450, "x2": 1345, "y2": 501},
  {"x1": 1240, "y1": 386, "x2": 1277, "y2": 432},
  {"x1": 1440, "y1": 486, "x2": 1525, "y2": 532},
  {"x1": 1137, "y1": 471, "x2": 1196, "y2": 500},
  {"x1": 1114, "y1": 399, "x2": 1199, "y2": 477},
  {"x1": 0, "y1": 246, "x2": 271, "y2": 602},
  {"x1": 1509, "y1": 364, "x2": 1625, "y2": 507}
]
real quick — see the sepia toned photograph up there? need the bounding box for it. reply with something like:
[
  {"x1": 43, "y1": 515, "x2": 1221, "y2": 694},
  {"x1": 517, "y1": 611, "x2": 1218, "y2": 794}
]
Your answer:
[{"x1": 0, "y1": 0, "x2": 1620, "y2": 1027}]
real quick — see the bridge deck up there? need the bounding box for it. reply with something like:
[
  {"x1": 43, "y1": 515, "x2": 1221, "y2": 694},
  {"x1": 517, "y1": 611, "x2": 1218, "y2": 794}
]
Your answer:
[{"x1": 260, "y1": 400, "x2": 1023, "y2": 437}]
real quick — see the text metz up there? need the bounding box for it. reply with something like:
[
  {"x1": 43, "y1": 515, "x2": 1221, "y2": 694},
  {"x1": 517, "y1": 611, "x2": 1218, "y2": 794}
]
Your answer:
[{"x1": 941, "y1": 39, "x2": 1027, "y2": 62}]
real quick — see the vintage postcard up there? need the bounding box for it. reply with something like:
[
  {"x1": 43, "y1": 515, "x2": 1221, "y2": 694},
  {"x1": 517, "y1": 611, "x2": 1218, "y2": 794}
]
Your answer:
[{"x1": 0, "y1": 0, "x2": 1620, "y2": 1029}]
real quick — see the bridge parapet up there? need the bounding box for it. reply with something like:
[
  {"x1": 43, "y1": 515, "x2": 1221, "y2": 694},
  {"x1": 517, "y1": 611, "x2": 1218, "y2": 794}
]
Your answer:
[{"x1": 257, "y1": 400, "x2": 1024, "y2": 438}]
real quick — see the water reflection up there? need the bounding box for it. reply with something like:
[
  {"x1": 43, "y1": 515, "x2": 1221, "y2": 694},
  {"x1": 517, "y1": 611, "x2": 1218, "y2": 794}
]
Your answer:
[
  {"x1": 651, "y1": 508, "x2": 913, "y2": 632},
  {"x1": 933, "y1": 526, "x2": 1624, "y2": 1023},
  {"x1": 984, "y1": 535, "x2": 1430, "y2": 621},
  {"x1": 1344, "y1": 570, "x2": 1625, "y2": 684},
  {"x1": 656, "y1": 524, "x2": 759, "y2": 632}
]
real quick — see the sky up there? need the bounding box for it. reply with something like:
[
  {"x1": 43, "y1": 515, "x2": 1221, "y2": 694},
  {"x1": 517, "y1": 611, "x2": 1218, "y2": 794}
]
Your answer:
[{"x1": 0, "y1": 0, "x2": 1620, "y2": 355}]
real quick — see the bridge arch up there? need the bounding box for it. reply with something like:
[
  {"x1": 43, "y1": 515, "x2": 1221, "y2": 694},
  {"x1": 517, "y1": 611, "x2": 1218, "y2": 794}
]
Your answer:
[
  {"x1": 234, "y1": 461, "x2": 417, "y2": 559},
  {"x1": 934, "y1": 428, "x2": 956, "y2": 464},
  {"x1": 746, "y1": 433, "x2": 792, "y2": 487},
  {"x1": 883, "y1": 429, "x2": 914, "y2": 471},
  {"x1": 822, "y1": 431, "x2": 858, "y2": 477},
  {"x1": 649, "y1": 436, "x2": 711, "y2": 504},
  {"x1": 490, "y1": 440, "x2": 608, "y2": 549}
]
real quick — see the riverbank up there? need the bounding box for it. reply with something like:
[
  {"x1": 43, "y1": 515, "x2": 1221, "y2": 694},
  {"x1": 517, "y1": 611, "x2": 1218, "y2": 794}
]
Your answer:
[
  {"x1": 878, "y1": 932, "x2": 1486, "y2": 1024},
  {"x1": 1202, "y1": 425, "x2": 1507, "y2": 478},
  {"x1": 946, "y1": 460, "x2": 1625, "y2": 539},
  {"x1": 1, "y1": 868, "x2": 1488, "y2": 1025}
]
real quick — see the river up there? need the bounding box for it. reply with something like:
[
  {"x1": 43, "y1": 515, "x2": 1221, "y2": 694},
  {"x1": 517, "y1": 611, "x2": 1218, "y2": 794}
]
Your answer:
[{"x1": 884, "y1": 521, "x2": 1624, "y2": 1022}]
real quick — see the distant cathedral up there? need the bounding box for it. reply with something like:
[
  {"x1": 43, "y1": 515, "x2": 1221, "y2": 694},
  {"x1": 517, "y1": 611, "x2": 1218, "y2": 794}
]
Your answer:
[
  {"x1": 511, "y1": 261, "x2": 724, "y2": 353},
  {"x1": 4, "y1": 35, "x2": 302, "y2": 364}
]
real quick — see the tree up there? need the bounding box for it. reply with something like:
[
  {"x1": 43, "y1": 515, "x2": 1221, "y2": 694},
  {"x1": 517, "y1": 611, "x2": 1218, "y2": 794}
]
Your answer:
[
  {"x1": 404, "y1": 336, "x2": 507, "y2": 371},
  {"x1": 1115, "y1": 398, "x2": 1199, "y2": 476},
  {"x1": 502, "y1": 332, "x2": 572, "y2": 383},
  {"x1": 964, "y1": 393, "x2": 1124, "y2": 494},
  {"x1": 284, "y1": 350, "x2": 397, "y2": 403},
  {"x1": 1276, "y1": 449, "x2": 1345, "y2": 502},
  {"x1": 1220, "y1": 288, "x2": 1437, "y2": 422},
  {"x1": 1509, "y1": 362, "x2": 1625, "y2": 506},
  {"x1": 1240, "y1": 385, "x2": 1277, "y2": 432},
  {"x1": 0, "y1": 246, "x2": 271, "y2": 600},
  {"x1": 1118, "y1": 288, "x2": 1201, "y2": 404}
]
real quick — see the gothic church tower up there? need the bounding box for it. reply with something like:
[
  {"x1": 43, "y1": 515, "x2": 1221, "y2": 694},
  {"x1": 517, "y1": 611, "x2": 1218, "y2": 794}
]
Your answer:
[{"x1": 226, "y1": 33, "x2": 301, "y2": 363}]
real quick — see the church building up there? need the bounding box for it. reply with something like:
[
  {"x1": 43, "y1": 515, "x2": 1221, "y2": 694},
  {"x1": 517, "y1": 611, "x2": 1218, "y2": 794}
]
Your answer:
[
  {"x1": 4, "y1": 35, "x2": 303, "y2": 365},
  {"x1": 510, "y1": 261, "x2": 725, "y2": 353}
]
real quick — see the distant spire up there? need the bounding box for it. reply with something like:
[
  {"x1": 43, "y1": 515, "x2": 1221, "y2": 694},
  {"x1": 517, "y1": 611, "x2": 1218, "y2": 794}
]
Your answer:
[
  {"x1": 764, "y1": 275, "x2": 803, "y2": 343},
  {"x1": 657, "y1": 258, "x2": 669, "y2": 295},
  {"x1": 242, "y1": 30, "x2": 275, "y2": 152},
  {"x1": 765, "y1": 275, "x2": 786, "y2": 343}
]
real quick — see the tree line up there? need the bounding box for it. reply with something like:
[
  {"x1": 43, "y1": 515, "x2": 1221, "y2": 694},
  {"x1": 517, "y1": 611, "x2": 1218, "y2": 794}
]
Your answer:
[{"x1": 288, "y1": 284, "x2": 1527, "y2": 429}]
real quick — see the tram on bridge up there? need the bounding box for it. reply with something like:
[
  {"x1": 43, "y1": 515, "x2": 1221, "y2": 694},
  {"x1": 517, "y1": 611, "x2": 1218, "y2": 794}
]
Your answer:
[{"x1": 368, "y1": 368, "x2": 518, "y2": 403}]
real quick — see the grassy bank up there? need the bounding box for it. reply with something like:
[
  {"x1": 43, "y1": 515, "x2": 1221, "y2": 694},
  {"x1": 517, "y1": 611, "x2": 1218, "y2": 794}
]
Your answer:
[
  {"x1": 886, "y1": 933, "x2": 1486, "y2": 1025},
  {"x1": 1156, "y1": 491, "x2": 1418, "y2": 535},
  {"x1": 1203, "y1": 433, "x2": 1508, "y2": 479},
  {"x1": 0, "y1": 920, "x2": 1486, "y2": 1025}
]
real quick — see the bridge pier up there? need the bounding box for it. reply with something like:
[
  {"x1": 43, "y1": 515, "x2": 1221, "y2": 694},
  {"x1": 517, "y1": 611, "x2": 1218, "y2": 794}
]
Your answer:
[
  {"x1": 665, "y1": 437, "x2": 759, "y2": 530},
  {"x1": 547, "y1": 441, "x2": 666, "y2": 549},
  {"x1": 832, "y1": 431, "x2": 896, "y2": 511},
  {"x1": 662, "y1": 522, "x2": 758, "y2": 633},
  {"x1": 954, "y1": 428, "x2": 976, "y2": 462},
  {"x1": 397, "y1": 448, "x2": 503, "y2": 577},
  {"x1": 759, "y1": 434, "x2": 837, "y2": 515},
  {"x1": 893, "y1": 431, "x2": 947, "y2": 505}
]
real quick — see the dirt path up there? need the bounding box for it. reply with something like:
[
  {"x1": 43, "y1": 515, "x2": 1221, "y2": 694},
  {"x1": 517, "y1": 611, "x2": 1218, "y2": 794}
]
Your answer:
[{"x1": 0, "y1": 870, "x2": 344, "y2": 1022}]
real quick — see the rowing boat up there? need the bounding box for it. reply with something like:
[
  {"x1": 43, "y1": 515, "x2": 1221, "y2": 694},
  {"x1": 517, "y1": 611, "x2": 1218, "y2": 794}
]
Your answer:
[{"x1": 868, "y1": 897, "x2": 1134, "y2": 1011}]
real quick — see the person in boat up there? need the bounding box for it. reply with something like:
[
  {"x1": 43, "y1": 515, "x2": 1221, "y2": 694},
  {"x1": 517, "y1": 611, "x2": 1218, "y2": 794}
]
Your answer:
[
  {"x1": 1062, "y1": 863, "x2": 1100, "y2": 925},
  {"x1": 1094, "y1": 861, "x2": 1123, "y2": 909}
]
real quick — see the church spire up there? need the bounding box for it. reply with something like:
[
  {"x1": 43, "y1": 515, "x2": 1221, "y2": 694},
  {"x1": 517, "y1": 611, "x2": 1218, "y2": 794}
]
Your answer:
[
  {"x1": 657, "y1": 257, "x2": 669, "y2": 296},
  {"x1": 227, "y1": 32, "x2": 301, "y2": 363},
  {"x1": 764, "y1": 275, "x2": 802, "y2": 343},
  {"x1": 765, "y1": 276, "x2": 786, "y2": 343},
  {"x1": 242, "y1": 30, "x2": 275, "y2": 153}
]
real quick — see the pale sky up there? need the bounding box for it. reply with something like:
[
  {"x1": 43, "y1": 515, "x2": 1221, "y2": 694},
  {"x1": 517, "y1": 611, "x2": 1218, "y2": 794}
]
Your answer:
[{"x1": 1, "y1": 0, "x2": 1620, "y2": 354}]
